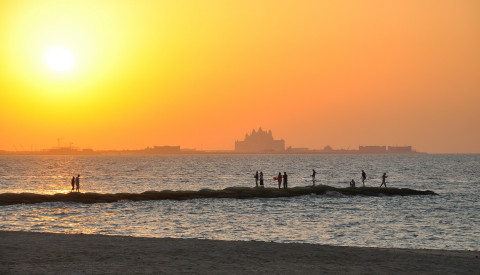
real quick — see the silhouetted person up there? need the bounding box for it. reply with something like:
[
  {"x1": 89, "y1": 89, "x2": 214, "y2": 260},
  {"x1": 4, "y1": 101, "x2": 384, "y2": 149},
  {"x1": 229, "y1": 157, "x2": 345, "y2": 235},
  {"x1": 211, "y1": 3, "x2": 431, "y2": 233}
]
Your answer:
[
  {"x1": 71, "y1": 176, "x2": 75, "y2": 192},
  {"x1": 254, "y1": 171, "x2": 259, "y2": 187},
  {"x1": 283, "y1": 172, "x2": 288, "y2": 189},
  {"x1": 277, "y1": 172, "x2": 282, "y2": 189},
  {"x1": 380, "y1": 173, "x2": 387, "y2": 188},
  {"x1": 311, "y1": 169, "x2": 317, "y2": 186},
  {"x1": 361, "y1": 170, "x2": 367, "y2": 187},
  {"x1": 350, "y1": 179, "x2": 356, "y2": 188},
  {"x1": 75, "y1": 174, "x2": 80, "y2": 192},
  {"x1": 259, "y1": 172, "x2": 264, "y2": 187}
]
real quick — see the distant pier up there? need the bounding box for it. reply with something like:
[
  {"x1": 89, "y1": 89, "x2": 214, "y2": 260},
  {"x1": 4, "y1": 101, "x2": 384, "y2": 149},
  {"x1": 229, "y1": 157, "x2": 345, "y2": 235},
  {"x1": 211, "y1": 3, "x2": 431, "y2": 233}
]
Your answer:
[{"x1": 0, "y1": 186, "x2": 437, "y2": 205}]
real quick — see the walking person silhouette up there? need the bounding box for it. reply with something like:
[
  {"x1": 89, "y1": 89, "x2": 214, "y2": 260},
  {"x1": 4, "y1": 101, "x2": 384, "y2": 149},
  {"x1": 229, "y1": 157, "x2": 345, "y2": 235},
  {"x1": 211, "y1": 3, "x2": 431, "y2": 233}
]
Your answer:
[{"x1": 380, "y1": 173, "x2": 387, "y2": 188}]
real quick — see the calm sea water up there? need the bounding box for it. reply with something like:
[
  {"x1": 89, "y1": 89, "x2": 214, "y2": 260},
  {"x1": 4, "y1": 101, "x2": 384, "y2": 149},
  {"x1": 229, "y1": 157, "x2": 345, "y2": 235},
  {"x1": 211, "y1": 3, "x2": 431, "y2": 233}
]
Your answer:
[{"x1": 0, "y1": 154, "x2": 479, "y2": 250}]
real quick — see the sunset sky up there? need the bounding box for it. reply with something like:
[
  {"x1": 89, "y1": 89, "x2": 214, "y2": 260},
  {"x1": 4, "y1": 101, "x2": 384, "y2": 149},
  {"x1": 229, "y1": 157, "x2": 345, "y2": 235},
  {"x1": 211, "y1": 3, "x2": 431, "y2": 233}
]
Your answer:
[{"x1": 1, "y1": 0, "x2": 479, "y2": 153}]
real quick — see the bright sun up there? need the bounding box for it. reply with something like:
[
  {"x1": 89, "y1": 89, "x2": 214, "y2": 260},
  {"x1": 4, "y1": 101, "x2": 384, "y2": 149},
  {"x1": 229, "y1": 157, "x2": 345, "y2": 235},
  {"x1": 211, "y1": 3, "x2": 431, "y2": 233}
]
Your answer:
[{"x1": 44, "y1": 46, "x2": 75, "y2": 72}]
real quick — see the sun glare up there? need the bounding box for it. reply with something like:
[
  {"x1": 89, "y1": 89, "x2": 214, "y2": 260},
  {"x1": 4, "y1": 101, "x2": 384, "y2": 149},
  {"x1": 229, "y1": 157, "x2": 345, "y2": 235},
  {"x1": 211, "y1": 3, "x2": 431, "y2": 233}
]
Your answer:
[{"x1": 44, "y1": 46, "x2": 75, "y2": 72}]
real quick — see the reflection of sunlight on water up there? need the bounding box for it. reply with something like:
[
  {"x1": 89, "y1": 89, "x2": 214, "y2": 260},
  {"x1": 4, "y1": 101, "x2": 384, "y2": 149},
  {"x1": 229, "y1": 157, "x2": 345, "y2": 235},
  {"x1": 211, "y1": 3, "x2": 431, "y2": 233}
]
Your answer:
[
  {"x1": 4, "y1": 156, "x2": 80, "y2": 194},
  {"x1": 0, "y1": 155, "x2": 479, "y2": 250},
  {"x1": 1, "y1": 193, "x2": 479, "y2": 250},
  {"x1": 2, "y1": 154, "x2": 472, "y2": 195},
  {"x1": 19, "y1": 205, "x2": 100, "y2": 235}
]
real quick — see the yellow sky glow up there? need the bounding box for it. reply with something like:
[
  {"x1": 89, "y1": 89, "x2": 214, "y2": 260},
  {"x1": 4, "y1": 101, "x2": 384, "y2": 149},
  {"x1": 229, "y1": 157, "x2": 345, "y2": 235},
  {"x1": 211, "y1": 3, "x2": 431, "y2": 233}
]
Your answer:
[{"x1": 1, "y1": 0, "x2": 479, "y2": 153}]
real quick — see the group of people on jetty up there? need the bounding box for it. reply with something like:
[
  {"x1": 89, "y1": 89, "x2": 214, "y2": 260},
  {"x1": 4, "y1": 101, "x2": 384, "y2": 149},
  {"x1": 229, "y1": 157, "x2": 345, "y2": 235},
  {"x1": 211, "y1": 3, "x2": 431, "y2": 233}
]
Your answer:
[
  {"x1": 255, "y1": 169, "x2": 389, "y2": 189},
  {"x1": 70, "y1": 174, "x2": 81, "y2": 192},
  {"x1": 349, "y1": 170, "x2": 388, "y2": 188},
  {"x1": 254, "y1": 171, "x2": 289, "y2": 189},
  {"x1": 67, "y1": 170, "x2": 388, "y2": 193}
]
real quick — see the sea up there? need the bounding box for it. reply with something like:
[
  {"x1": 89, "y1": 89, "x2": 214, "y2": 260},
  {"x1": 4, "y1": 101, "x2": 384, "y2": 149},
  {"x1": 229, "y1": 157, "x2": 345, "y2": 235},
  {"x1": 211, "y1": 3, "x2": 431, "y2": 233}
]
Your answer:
[{"x1": 0, "y1": 154, "x2": 478, "y2": 251}]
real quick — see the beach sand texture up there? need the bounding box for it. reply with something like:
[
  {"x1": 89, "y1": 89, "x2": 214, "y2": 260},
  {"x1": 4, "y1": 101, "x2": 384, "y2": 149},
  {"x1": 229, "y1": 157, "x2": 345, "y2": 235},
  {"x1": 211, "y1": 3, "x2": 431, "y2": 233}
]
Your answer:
[{"x1": 1, "y1": 231, "x2": 478, "y2": 274}]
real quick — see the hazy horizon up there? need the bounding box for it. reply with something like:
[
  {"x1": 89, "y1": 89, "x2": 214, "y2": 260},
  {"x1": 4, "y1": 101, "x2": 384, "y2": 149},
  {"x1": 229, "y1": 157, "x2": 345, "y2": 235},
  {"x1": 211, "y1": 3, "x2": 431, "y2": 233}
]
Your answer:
[
  {"x1": 0, "y1": 133, "x2": 475, "y2": 154},
  {"x1": 1, "y1": 1, "x2": 479, "y2": 154}
]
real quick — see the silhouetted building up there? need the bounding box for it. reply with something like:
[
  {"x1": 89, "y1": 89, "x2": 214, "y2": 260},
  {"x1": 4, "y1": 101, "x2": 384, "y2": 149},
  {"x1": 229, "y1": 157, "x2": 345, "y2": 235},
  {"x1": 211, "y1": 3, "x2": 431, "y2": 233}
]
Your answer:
[
  {"x1": 359, "y1": 146, "x2": 387, "y2": 153},
  {"x1": 235, "y1": 128, "x2": 285, "y2": 153},
  {"x1": 144, "y1": 146, "x2": 181, "y2": 154},
  {"x1": 43, "y1": 147, "x2": 81, "y2": 155},
  {"x1": 388, "y1": 146, "x2": 412, "y2": 153},
  {"x1": 322, "y1": 145, "x2": 334, "y2": 152},
  {"x1": 286, "y1": 146, "x2": 309, "y2": 153}
]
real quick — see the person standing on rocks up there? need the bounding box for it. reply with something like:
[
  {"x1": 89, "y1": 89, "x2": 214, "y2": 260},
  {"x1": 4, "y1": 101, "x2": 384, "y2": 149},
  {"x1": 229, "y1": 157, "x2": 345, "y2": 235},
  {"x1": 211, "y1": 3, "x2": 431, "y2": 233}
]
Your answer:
[
  {"x1": 361, "y1": 170, "x2": 367, "y2": 187},
  {"x1": 283, "y1": 172, "x2": 288, "y2": 189},
  {"x1": 277, "y1": 172, "x2": 282, "y2": 189},
  {"x1": 311, "y1": 169, "x2": 317, "y2": 186},
  {"x1": 75, "y1": 174, "x2": 81, "y2": 192},
  {"x1": 71, "y1": 176, "x2": 75, "y2": 192}
]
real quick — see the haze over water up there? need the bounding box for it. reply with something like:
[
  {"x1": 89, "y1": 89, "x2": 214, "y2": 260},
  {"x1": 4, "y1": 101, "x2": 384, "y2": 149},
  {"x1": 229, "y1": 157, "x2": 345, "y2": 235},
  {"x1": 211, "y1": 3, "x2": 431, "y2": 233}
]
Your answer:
[{"x1": 1, "y1": 154, "x2": 478, "y2": 251}]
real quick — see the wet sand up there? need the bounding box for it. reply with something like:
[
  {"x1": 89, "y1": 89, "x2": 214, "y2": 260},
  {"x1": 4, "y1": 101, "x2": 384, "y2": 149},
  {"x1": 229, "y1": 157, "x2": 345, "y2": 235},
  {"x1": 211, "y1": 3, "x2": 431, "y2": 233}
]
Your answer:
[{"x1": 1, "y1": 231, "x2": 478, "y2": 274}]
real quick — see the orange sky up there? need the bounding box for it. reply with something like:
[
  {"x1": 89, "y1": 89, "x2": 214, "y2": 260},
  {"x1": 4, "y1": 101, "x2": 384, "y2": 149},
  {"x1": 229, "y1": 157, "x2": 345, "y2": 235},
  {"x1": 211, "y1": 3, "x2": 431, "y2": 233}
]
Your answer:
[{"x1": 1, "y1": 0, "x2": 479, "y2": 153}]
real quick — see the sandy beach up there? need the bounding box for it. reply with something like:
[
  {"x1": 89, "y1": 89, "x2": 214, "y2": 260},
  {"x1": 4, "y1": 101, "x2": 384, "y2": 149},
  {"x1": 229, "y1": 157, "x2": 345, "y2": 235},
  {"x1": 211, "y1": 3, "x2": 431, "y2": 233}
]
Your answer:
[{"x1": 0, "y1": 231, "x2": 478, "y2": 274}]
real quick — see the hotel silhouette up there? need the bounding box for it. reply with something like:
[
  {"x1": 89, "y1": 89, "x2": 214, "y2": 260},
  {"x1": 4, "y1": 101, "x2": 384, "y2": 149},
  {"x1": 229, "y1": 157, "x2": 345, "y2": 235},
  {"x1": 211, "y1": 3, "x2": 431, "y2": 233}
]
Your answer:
[{"x1": 235, "y1": 128, "x2": 285, "y2": 153}]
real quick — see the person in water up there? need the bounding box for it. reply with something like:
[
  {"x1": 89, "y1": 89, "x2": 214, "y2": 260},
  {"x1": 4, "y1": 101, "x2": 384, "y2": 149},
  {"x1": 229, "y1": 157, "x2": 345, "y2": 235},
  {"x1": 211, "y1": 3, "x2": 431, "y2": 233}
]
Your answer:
[
  {"x1": 71, "y1": 176, "x2": 75, "y2": 192},
  {"x1": 311, "y1": 169, "x2": 317, "y2": 186},
  {"x1": 350, "y1": 179, "x2": 356, "y2": 188},
  {"x1": 277, "y1": 172, "x2": 282, "y2": 189},
  {"x1": 259, "y1": 172, "x2": 264, "y2": 187},
  {"x1": 283, "y1": 172, "x2": 288, "y2": 189},
  {"x1": 380, "y1": 172, "x2": 388, "y2": 188},
  {"x1": 254, "y1": 171, "x2": 259, "y2": 187},
  {"x1": 75, "y1": 174, "x2": 80, "y2": 192},
  {"x1": 361, "y1": 170, "x2": 367, "y2": 187}
]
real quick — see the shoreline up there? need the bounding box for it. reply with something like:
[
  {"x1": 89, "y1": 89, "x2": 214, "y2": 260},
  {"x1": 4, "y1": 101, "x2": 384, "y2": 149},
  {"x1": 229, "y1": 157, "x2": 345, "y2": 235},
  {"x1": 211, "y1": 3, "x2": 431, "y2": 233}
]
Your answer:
[{"x1": 1, "y1": 231, "x2": 478, "y2": 274}]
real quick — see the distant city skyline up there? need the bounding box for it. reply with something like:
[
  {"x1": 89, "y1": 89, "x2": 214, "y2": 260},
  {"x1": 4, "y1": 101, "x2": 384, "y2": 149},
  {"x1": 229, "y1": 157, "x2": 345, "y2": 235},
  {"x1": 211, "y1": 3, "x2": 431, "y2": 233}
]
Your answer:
[{"x1": 1, "y1": 127, "x2": 422, "y2": 155}]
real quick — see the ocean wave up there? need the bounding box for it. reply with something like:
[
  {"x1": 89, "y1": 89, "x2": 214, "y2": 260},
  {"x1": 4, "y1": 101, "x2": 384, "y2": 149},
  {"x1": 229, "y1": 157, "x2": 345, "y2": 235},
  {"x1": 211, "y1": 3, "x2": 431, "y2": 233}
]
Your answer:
[
  {"x1": 325, "y1": 191, "x2": 346, "y2": 198},
  {"x1": 0, "y1": 186, "x2": 437, "y2": 205}
]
